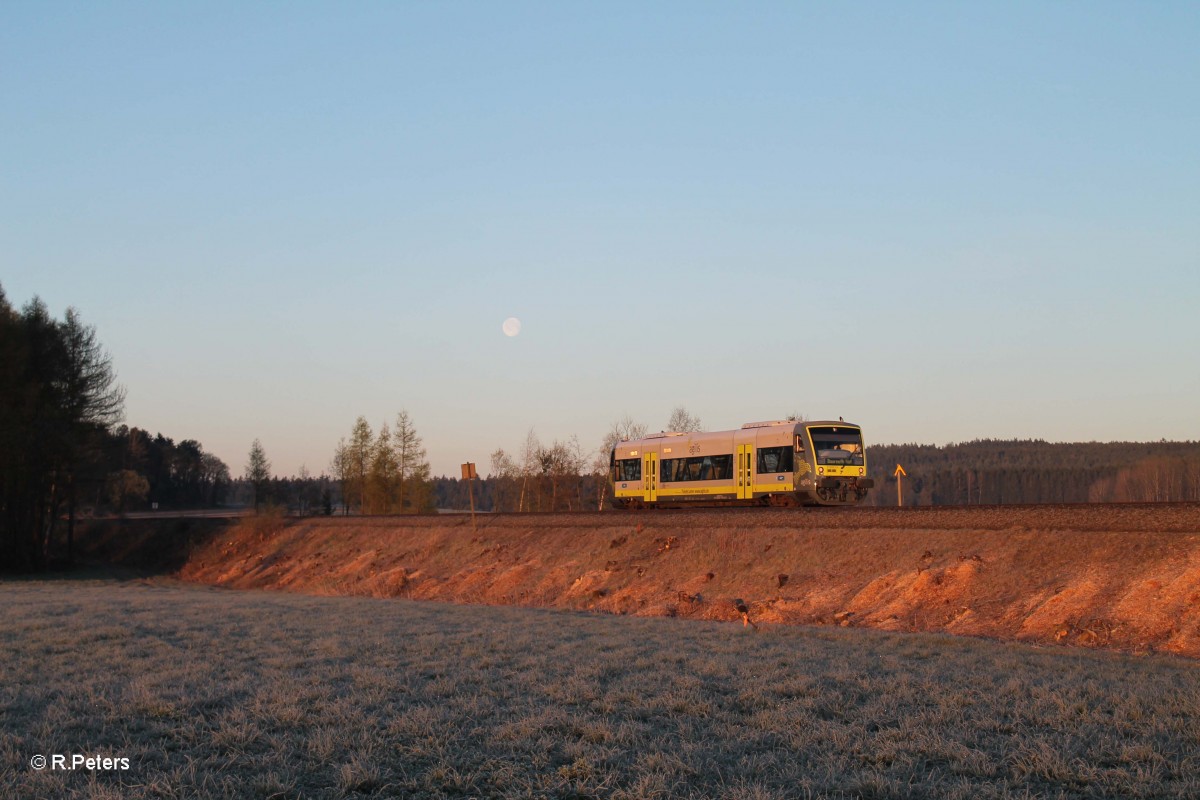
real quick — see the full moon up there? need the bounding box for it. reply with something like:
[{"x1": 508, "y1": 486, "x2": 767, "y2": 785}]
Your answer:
[{"x1": 502, "y1": 317, "x2": 521, "y2": 337}]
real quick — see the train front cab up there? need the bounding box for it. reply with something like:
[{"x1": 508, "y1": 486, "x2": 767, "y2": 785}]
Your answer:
[{"x1": 795, "y1": 422, "x2": 873, "y2": 505}]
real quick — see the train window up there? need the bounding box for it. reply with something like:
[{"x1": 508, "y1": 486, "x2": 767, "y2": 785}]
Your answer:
[
  {"x1": 711, "y1": 454, "x2": 732, "y2": 480},
  {"x1": 808, "y1": 427, "x2": 865, "y2": 466},
  {"x1": 757, "y1": 446, "x2": 794, "y2": 474},
  {"x1": 616, "y1": 458, "x2": 642, "y2": 481},
  {"x1": 661, "y1": 454, "x2": 733, "y2": 481}
]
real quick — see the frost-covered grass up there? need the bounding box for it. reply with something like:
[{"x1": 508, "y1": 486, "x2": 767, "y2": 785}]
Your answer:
[{"x1": 2, "y1": 576, "x2": 1197, "y2": 799}]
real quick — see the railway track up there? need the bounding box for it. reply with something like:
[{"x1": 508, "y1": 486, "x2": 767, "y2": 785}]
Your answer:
[{"x1": 312, "y1": 501, "x2": 1200, "y2": 533}]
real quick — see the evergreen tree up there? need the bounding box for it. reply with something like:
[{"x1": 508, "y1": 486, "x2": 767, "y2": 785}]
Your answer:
[
  {"x1": 245, "y1": 439, "x2": 271, "y2": 511},
  {"x1": 1, "y1": 293, "x2": 125, "y2": 571}
]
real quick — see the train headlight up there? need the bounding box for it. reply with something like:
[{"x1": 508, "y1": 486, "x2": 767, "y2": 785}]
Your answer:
[
  {"x1": 817, "y1": 467, "x2": 824, "y2": 475},
  {"x1": 859, "y1": 468, "x2": 864, "y2": 475}
]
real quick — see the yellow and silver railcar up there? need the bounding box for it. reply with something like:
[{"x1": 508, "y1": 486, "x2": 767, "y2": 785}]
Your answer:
[{"x1": 610, "y1": 420, "x2": 872, "y2": 508}]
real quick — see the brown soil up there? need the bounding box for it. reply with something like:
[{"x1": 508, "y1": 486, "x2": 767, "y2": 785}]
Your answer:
[{"x1": 83, "y1": 504, "x2": 1200, "y2": 657}]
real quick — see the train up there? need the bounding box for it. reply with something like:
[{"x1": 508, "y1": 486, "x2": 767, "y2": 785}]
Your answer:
[{"x1": 610, "y1": 419, "x2": 872, "y2": 508}]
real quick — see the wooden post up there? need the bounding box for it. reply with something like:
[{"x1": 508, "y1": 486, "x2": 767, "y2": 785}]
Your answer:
[
  {"x1": 467, "y1": 476, "x2": 476, "y2": 532},
  {"x1": 461, "y1": 462, "x2": 478, "y2": 533}
]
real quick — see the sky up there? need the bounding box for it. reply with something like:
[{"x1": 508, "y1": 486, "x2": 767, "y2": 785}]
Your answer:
[{"x1": 3, "y1": 2, "x2": 1198, "y2": 478}]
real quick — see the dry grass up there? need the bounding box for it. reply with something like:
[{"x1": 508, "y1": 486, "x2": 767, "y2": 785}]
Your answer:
[
  {"x1": 139, "y1": 504, "x2": 1200, "y2": 656},
  {"x1": 3, "y1": 575, "x2": 1199, "y2": 799}
]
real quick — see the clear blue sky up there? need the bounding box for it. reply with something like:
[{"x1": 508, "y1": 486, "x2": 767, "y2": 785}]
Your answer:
[{"x1": 3, "y1": 2, "x2": 1198, "y2": 478}]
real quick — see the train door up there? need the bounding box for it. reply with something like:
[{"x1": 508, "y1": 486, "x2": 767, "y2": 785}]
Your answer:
[
  {"x1": 736, "y1": 444, "x2": 754, "y2": 500},
  {"x1": 642, "y1": 452, "x2": 658, "y2": 503}
]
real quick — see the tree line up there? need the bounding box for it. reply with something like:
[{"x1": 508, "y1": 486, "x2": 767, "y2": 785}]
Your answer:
[
  {"x1": 328, "y1": 413, "x2": 436, "y2": 514},
  {"x1": 864, "y1": 439, "x2": 1200, "y2": 506},
  {"x1": 1, "y1": 286, "x2": 231, "y2": 572},
  {"x1": 103, "y1": 426, "x2": 231, "y2": 512}
]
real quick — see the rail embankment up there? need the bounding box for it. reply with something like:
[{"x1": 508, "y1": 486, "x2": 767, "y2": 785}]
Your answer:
[{"x1": 77, "y1": 505, "x2": 1200, "y2": 657}]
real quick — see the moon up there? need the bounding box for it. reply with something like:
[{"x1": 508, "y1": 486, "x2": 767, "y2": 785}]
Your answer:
[{"x1": 502, "y1": 317, "x2": 521, "y2": 337}]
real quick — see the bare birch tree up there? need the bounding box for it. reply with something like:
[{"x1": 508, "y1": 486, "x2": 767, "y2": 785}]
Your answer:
[{"x1": 667, "y1": 406, "x2": 703, "y2": 433}]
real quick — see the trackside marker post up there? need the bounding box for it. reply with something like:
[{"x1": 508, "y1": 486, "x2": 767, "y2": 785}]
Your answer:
[{"x1": 894, "y1": 464, "x2": 907, "y2": 507}]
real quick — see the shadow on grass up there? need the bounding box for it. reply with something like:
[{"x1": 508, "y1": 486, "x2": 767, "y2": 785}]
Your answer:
[{"x1": 41, "y1": 516, "x2": 237, "y2": 577}]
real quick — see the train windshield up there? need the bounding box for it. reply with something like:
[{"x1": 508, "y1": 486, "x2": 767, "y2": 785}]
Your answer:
[{"x1": 808, "y1": 427, "x2": 865, "y2": 466}]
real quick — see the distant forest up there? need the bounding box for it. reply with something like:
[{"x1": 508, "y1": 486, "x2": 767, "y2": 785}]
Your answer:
[{"x1": 862, "y1": 440, "x2": 1200, "y2": 506}]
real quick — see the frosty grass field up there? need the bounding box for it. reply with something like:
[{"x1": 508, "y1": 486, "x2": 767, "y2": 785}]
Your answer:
[{"x1": 3, "y1": 576, "x2": 1198, "y2": 799}]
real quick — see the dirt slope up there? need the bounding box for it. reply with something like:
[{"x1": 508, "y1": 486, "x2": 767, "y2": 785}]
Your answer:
[{"x1": 112, "y1": 504, "x2": 1200, "y2": 657}]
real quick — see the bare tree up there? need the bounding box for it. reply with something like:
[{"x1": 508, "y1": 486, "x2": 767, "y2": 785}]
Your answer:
[
  {"x1": 369, "y1": 422, "x2": 397, "y2": 513},
  {"x1": 543, "y1": 436, "x2": 586, "y2": 511},
  {"x1": 347, "y1": 417, "x2": 373, "y2": 513},
  {"x1": 519, "y1": 429, "x2": 542, "y2": 512},
  {"x1": 667, "y1": 406, "x2": 703, "y2": 433},
  {"x1": 295, "y1": 464, "x2": 313, "y2": 515},
  {"x1": 1187, "y1": 457, "x2": 1200, "y2": 502},
  {"x1": 393, "y1": 410, "x2": 431, "y2": 513},
  {"x1": 490, "y1": 448, "x2": 519, "y2": 512},
  {"x1": 329, "y1": 439, "x2": 351, "y2": 514},
  {"x1": 594, "y1": 415, "x2": 648, "y2": 510}
]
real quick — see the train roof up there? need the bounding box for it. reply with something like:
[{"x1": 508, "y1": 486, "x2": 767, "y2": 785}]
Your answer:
[{"x1": 614, "y1": 420, "x2": 863, "y2": 449}]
